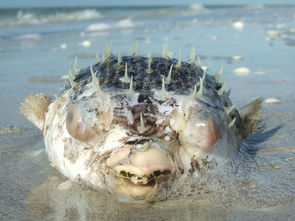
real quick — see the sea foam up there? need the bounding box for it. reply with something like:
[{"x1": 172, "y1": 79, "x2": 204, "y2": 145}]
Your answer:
[
  {"x1": 0, "y1": 9, "x2": 103, "y2": 27},
  {"x1": 86, "y1": 18, "x2": 136, "y2": 32},
  {"x1": 86, "y1": 23, "x2": 110, "y2": 31},
  {"x1": 116, "y1": 18, "x2": 135, "y2": 29},
  {"x1": 189, "y1": 3, "x2": 208, "y2": 12},
  {"x1": 15, "y1": 34, "x2": 41, "y2": 40}
]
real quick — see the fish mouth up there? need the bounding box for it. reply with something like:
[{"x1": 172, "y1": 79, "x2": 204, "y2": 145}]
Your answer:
[
  {"x1": 115, "y1": 169, "x2": 171, "y2": 185},
  {"x1": 105, "y1": 140, "x2": 175, "y2": 201},
  {"x1": 110, "y1": 168, "x2": 172, "y2": 201}
]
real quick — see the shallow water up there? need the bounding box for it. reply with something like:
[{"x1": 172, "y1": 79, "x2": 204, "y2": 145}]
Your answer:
[{"x1": 0, "y1": 4, "x2": 295, "y2": 221}]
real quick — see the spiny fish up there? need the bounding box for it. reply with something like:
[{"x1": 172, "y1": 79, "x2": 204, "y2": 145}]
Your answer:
[{"x1": 21, "y1": 43, "x2": 262, "y2": 202}]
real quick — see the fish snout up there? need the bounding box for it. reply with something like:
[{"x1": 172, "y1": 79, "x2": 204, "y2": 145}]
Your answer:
[
  {"x1": 107, "y1": 141, "x2": 175, "y2": 184},
  {"x1": 105, "y1": 141, "x2": 175, "y2": 200}
]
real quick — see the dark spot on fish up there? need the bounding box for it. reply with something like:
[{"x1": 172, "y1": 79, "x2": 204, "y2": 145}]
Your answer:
[
  {"x1": 137, "y1": 94, "x2": 152, "y2": 103},
  {"x1": 153, "y1": 170, "x2": 161, "y2": 177},
  {"x1": 120, "y1": 171, "x2": 127, "y2": 177}
]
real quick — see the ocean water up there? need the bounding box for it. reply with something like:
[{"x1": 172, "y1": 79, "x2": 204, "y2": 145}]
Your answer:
[{"x1": 0, "y1": 4, "x2": 295, "y2": 221}]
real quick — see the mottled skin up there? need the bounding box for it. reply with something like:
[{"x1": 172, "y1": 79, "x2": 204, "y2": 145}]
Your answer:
[
  {"x1": 21, "y1": 54, "x2": 262, "y2": 202},
  {"x1": 73, "y1": 56, "x2": 231, "y2": 106}
]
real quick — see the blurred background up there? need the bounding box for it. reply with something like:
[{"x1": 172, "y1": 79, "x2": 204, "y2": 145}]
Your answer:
[
  {"x1": 1, "y1": 0, "x2": 295, "y2": 112},
  {"x1": 1, "y1": 0, "x2": 295, "y2": 7}
]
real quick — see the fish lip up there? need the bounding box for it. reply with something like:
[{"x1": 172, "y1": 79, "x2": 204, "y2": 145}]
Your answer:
[
  {"x1": 105, "y1": 140, "x2": 175, "y2": 200},
  {"x1": 108, "y1": 169, "x2": 175, "y2": 201}
]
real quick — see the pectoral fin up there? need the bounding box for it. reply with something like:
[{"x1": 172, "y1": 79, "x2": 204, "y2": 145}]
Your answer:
[
  {"x1": 20, "y1": 93, "x2": 52, "y2": 131},
  {"x1": 239, "y1": 97, "x2": 263, "y2": 139}
]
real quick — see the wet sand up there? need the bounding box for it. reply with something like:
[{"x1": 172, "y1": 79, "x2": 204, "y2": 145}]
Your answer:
[
  {"x1": 25, "y1": 171, "x2": 295, "y2": 221},
  {"x1": 1, "y1": 64, "x2": 294, "y2": 221}
]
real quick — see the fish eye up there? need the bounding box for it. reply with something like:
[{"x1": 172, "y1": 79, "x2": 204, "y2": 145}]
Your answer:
[
  {"x1": 66, "y1": 104, "x2": 99, "y2": 142},
  {"x1": 179, "y1": 110, "x2": 220, "y2": 152}
]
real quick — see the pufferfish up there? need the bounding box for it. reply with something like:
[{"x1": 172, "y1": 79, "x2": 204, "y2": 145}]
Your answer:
[{"x1": 21, "y1": 45, "x2": 262, "y2": 202}]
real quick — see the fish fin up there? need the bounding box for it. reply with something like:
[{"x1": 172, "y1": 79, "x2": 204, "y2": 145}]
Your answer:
[
  {"x1": 20, "y1": 93, "x2": 52, "y2": 131},
  {"x1": 239, "y1": 97, "x2": 263, "y2": 139}
]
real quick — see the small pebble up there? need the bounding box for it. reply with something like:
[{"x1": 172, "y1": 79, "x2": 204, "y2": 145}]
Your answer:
[
  {"x1": 265, "y1": 98, "x2": 281, "y2": 104},
  {"x1": 60, "y1": 44, "x2": 67, "y2": 49},
  {"x1": 233, "y1": 67, "x2": 251, "y2": 76},
  {"x1": 267, "y1": 30, "x2": 280, "y2": 38},
  {"x1": 80, "y1": 40, "x2": 92, "y2": 48},
  {"x1": 233, "y1": 21, "x2": 244, "y2": 30},
  {"x1": 232, "y1": 55, "x2": 244, "y2": 61}
]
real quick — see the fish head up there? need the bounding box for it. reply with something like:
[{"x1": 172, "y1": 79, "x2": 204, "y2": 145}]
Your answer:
[
  {"x1": 63, "y1": 86, "x2": 257, "y2": 202},
  {"x1": 21, "y1": 55, "x2": 263, "y2": 202},
  {"x1": 64, "y1": 91, "x2": 181, "y2": 201}
]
